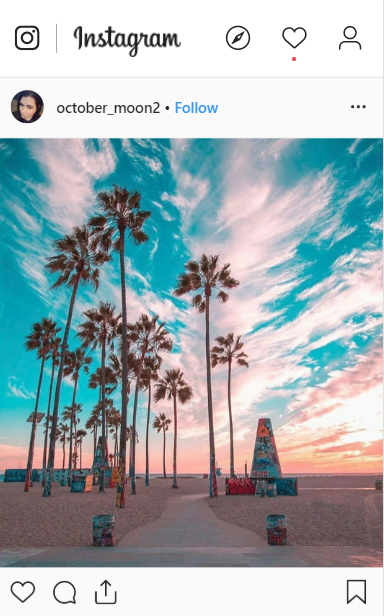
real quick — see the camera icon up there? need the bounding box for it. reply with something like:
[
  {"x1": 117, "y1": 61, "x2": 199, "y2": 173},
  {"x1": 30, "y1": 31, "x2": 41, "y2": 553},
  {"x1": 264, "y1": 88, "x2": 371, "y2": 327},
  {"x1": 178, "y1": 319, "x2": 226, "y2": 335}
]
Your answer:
[{"x1": 15, "y1": 26, "x2": 40, "y2": 50}]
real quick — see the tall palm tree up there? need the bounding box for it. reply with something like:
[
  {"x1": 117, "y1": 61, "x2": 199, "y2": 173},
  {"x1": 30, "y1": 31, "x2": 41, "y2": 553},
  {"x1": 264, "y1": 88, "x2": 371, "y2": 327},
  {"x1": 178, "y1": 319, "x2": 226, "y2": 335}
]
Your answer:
[
  {"x1": 153, "y1": 413, "x2": 171, "y2": 478},
  {"x1": 108, "y1": 409, "x2": 121, "y2": 466},
  {"x1": 42, "y1": 334, "x2": 61, "y2": 486},
  {"x1": 211, "y1": 334, "x2": 249, "y2": 477},
  {"x1": 89, "y1": 185, "x2": 151, "y2": 508},
  {"x1": 88, "y1": 366, "x2": 118, "y2": 397},
  {"x1": 140, "y1": 356, "x2": 160, "y2": 486},
  {"x1": 58, "y1": 422, "x2": 70, "y2": 470},
  {"x1": 127, "y1": 314, "x2": 173, "y2": 494},
  {"x1": 76, "y1": 429, "x2": 87, "y2": 469},
  {"x1": 154, "y1": 369, "x2": 193, "y2": 489},
  {"x1": 174, "y1": 255, "x2": 239, "y2": 497},
  {"x1": 86, "y1": 404, "x2": 102, "y2": 456},
  {"x1": 126, "y1": 425, "x2": 139, "y2": 477},
  {"x1": 63, "y1": 349, "x2": 92, "y2": 485},
  {"x1": 43, "y1": 225, "x2": 110, "y2": 497},
  {"x1": 77, "y1": 301, "x2": 121, "y2": 492},
  {"x1": 24, "y1": 318, "x2": 61, "y2": 492}
]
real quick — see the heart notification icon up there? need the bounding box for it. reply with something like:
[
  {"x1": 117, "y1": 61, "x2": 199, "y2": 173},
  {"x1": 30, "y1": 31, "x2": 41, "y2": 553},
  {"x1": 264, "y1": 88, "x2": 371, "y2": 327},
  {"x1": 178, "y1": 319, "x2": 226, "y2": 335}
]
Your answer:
[
  {"x1": 282, "y1": 27, "x2": 307, "y2": 49},
  {"x1": 11, "y1": 581, "x2": 36, "y2": 603}
]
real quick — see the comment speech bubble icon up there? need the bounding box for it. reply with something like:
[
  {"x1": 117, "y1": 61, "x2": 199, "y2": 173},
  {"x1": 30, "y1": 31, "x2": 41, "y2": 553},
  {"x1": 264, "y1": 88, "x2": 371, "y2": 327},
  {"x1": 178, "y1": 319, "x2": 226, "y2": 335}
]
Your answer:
[{"x1": 53, "y1": 581, "x2": 76, "y2": 604}]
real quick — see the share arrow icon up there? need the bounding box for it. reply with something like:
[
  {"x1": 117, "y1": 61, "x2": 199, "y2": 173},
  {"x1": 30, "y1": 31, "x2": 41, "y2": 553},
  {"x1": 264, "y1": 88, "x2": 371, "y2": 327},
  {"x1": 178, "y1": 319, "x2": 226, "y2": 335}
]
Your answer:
[{"x1": 95, "y1": 580, "x2": 117, "y2": 604}]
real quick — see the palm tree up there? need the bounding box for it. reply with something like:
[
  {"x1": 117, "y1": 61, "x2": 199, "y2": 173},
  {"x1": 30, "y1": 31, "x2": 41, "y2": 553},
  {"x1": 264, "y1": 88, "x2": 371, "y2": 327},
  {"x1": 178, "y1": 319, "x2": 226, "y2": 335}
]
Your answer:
[
  {"x1": 153, "y1": 413, "x2": 172, "y2": 478},
  {"x1": 58, "y1": 422, "x2": 70, "y2": 470},
  {"x1": 108, "y1": 408, "x2": 121, "y2": 466},
  {"x1": 76, "y1": 429, "x2": 87, "y2": 469},
  {"x1": 63, "y1": 349, "x2": 92, "y2": 485},
  {"x1": 126, "y1": 425, "x2": 139, "y2": 477},
  {"x1": 211, "y1": 334, "x2": 249, "y2": 477},
  {"x1": 42, "y1": 334, "x2": 61, "y2": 486},
  {"x1": 24, "y1": 318, "x2": 61, "y2": 492},
  {"x1": 127, "y1": 314, "x2": 173, "y2": 494},
  {"x1": 174, "y1": 255, "x2": 239, "y2": 497},
  {"x1": 89, "y1": 185, "x2": 152, "y2": 508},
  {"x1": 77, "y1": 301, "x2": 121, "y2": 492},
  {"x1": 88, "y1": 366, "x2": 118, "y2": 397},
  {"x1": 154, "y1": 369, "x2": 193, "y2": 489},
  {"x1": 140, "y1": 356, "x2": 160, "y2": 486},
  {"x1": 86, "y1": 405, "x2": 102, "y2": 456},
  {"x1": 43, "y1": 225, "x2": 110, "y2": 497}
]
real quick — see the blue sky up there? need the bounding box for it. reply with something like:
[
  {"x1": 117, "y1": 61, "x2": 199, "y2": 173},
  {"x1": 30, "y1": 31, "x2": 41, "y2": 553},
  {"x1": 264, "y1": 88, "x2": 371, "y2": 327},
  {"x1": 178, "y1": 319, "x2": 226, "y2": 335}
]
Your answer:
[{"x1": 0, "y1": 138, "x2": 382, "y2": 474}]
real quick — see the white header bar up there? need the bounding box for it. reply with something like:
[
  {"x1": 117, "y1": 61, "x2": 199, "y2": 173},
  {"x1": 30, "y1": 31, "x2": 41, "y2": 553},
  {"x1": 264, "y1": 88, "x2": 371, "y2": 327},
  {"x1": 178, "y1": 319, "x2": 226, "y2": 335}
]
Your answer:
[{"x1": 2, "y1": 0, "x2": 383, "y2": 78}]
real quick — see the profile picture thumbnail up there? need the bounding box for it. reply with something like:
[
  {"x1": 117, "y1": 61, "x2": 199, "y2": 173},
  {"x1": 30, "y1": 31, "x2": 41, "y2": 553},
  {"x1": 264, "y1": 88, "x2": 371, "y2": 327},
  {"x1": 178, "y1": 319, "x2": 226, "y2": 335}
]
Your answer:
[{"x1": 11, "y1": 90, "x2": 44, "y2": 124}]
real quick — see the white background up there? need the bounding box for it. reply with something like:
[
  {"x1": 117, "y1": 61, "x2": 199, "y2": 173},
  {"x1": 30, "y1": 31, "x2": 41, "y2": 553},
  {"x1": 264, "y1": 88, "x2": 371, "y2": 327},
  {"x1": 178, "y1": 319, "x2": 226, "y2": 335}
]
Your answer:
[
  {"x1": 1, "y1": 567, "x2": 382, "y2": 616},
  {"x1": 1, "y1": 0, "x2": 383, "y2": 78},
  {"x1": 0, "y1": 2, "x2": 382, "y2": 615},
  {"x1": 1, "y1": 78, "x2": 383, "y2": 138}
]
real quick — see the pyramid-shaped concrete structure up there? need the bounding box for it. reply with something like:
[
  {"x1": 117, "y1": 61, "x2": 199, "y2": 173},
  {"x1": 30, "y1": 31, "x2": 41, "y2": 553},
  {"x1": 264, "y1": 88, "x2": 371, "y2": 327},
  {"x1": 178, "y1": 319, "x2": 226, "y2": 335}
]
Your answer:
[{"x1": 250, "y1": 418, "x2": 282, "y2": 478}]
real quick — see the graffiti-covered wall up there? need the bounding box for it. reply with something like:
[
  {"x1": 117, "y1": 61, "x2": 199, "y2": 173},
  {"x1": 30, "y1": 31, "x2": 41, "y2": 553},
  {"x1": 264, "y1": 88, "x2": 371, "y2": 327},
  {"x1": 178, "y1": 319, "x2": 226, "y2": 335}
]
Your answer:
[
  {"x1": 225, "y1": 477, "x2": 298, "y2": 496},
  {"x1": 250, "y1": 418, "x2": 283, "y2": 479}
]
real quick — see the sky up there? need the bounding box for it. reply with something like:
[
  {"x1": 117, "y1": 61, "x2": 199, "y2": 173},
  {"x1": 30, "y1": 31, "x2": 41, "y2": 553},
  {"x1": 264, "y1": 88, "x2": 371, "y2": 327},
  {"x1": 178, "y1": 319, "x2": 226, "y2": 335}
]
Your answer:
[{"x1": 0, "y1": 138, "x2": 382, "y2": 475}]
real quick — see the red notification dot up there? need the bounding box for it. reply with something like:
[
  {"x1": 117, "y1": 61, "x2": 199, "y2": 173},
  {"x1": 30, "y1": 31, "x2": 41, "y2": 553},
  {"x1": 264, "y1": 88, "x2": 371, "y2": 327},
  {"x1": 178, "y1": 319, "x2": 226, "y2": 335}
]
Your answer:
[{"x1": 292, "y1": 57, "x2": 296, "y2": 61}]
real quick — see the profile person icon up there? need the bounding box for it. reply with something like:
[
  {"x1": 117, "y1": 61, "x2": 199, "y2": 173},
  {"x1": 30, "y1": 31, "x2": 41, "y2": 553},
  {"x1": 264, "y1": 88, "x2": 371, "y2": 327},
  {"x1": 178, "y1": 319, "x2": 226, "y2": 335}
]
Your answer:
[
  {"x1": 11, "y1": 90, "x2": 44, "y2": 123},
  {"x1": 339, "y1": 26, "x2": 362, "y2": 50}
]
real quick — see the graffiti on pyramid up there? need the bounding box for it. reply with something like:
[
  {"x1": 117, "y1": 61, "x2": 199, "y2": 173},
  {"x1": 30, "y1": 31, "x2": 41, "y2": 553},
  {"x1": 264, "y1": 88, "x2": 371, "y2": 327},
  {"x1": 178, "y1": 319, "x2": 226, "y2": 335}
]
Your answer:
[{"x1": 251, "y1": 418, "x2": 282, "y2": 479}]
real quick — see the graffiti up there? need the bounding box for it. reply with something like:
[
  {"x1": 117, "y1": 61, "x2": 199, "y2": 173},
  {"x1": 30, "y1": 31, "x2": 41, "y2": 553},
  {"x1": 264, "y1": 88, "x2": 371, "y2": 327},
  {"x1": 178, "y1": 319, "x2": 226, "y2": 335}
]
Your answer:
[
  {"x1": 92, "y1": 514, "x2": 115, "y2": 547},
  {"x1": 250, "y1": 418, "x2": 282, "y2": 479},
  {"x1": 210, "y1": 452, "x2": 218, "y2": 497},
  {"x1": 4, "y1": 469, "x2": 40, "y2": 482},
  {"x1": 225, "y1": 476, "x2": 298, "y2": 496},
  {"x1": 266, "y1": 480, "x2": 277, "y2": 497},
  {"x1": 226, "y1": 478, "x2": 254, "y2": 495},
  {"x1": 255, "y1": 479, "x2": 267, "y2": 497},
  {"x1": 110, "y1": 468, "x2": 119, "y2": 488},
  {"x1": 71, "y1": 474, "x2": 93, "y2": 493},
  {"x1": 266, "y1": 514, "x2": 287, "y2": 546},
  {"x1": 276, "y1": 477, "x2": 298, "y2": 496}
]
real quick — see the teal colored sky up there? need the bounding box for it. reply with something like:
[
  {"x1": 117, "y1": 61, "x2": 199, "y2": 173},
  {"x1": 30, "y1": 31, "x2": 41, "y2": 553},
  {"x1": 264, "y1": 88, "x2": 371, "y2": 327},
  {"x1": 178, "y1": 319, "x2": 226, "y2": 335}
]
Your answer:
[{"x1": 0, "y1": 138, "x2": 382, "y2": 474}]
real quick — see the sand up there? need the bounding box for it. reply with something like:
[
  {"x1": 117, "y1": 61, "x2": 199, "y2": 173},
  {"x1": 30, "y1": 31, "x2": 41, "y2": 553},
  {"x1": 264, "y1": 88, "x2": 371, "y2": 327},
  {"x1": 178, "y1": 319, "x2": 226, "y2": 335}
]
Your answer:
[
  {"x1": 208, "y1": 475, "x2": 383, "y2": 549},
  {"x1": 0, "y1": 475, "x2": 382, "y2": 549}
]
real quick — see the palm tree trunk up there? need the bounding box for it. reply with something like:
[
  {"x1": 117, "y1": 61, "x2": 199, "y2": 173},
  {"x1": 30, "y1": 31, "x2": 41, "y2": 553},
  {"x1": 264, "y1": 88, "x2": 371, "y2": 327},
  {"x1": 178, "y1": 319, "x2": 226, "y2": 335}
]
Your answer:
[
  {"x1": 62, "y1": 442, "x2": 66, "y2": 470},
  {"x1": 172, "y1": 394, "x2": 178, "y2": 488},
  {"x1": 117, "y1": 228, "x2": 128, "y2": 508},
  {"x1": 24, "y1": 355, "x2": 45, "y2": 492},
  {"x1": 67, "y1": 377, "x2": 78, "y2": 486},
  {"x1": 44, "y1": 274, "x2": 81, "y2": 497},
  {"x1": 42, "y1": 359, "x2": 56, "y2": 486},
  {"x1": 100, "y1": 339, "x2": 107, "y2": 493},
  {"x1": 228, "y1": 360, "x2": 235, "y2": 477},
  {"x1": 145, "y1": 380, "x2": 151, "y2": 486},
  {"x1": 163, "y1": 427, "x2": 166, "y2": 478},
  {"x1": 205, "y1": 293, "x2": 217, "y2": 497},
  {"x1": 80, "y1": 441, "x2": 83, "y2": 469},
  {"x1": 131, "y1": 351, "x2": 145, "y2": 494}
]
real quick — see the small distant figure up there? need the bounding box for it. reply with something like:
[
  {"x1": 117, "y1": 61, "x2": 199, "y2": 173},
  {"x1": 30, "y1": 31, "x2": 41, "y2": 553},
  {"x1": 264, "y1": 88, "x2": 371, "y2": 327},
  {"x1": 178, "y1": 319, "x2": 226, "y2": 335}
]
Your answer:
[{"x1": 339, "y1": 26, "x2": 361, "y2": 50}]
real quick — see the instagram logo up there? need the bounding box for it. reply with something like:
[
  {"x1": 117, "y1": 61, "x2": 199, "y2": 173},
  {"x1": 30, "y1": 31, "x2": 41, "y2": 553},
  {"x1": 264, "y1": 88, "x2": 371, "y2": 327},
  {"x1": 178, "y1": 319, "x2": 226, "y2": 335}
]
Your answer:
[{"x1": 15, "y1": 26, "x2": 40, "y2": 50}]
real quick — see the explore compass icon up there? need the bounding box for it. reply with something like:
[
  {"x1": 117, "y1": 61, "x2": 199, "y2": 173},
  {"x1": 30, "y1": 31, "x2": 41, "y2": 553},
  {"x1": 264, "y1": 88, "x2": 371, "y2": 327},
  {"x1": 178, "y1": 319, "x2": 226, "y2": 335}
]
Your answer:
[{"x1": 226, "y1": 26, "x2": 250, "y2": 50}]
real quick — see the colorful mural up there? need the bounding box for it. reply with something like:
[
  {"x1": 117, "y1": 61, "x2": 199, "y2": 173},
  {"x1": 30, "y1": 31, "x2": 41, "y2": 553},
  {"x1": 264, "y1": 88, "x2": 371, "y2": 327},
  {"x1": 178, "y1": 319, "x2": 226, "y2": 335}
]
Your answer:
[
  {"x1": 71, "y1": 474, "x2": 93, "y2": 493},
  {"x1": 92, "y1": 514, "x2": 116, "y2": 547},
  {"x1": 251, "y1": 418, "x2": 282, "y2": 479},
  {"x1": 225, "y1": 477, "x2": 299, "y2": 496},
  {"x1": 4, "y1": 469, "x2": 40, "y2": 482},
  {"x1": 266, "y1": 514, "x2": 287, "y2": 546}
]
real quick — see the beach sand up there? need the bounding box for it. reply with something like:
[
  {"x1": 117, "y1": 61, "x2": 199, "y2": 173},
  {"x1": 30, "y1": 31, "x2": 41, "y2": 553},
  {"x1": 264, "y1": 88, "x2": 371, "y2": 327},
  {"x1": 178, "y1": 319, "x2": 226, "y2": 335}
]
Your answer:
[{"x1": 0, "y1": 475, "x2": 382, "y2": 549}]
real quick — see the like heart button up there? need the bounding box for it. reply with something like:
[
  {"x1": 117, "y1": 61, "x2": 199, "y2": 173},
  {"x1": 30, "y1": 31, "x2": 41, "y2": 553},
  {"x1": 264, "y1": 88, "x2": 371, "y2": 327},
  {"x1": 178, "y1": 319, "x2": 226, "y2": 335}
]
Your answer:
[
  {"x1": 11, "y1": 581, "x2": 36, "y2": 603},
  {"x1": 282, "y1": 27, "x2": 307, "y2": 49}
]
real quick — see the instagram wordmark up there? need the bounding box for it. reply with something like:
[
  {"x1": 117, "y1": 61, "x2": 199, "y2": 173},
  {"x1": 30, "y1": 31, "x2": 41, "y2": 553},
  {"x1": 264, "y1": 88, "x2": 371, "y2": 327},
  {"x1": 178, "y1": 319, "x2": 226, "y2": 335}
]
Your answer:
[{"x1": 73, "y1": 26, "x2": 181, "y2": 57}]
